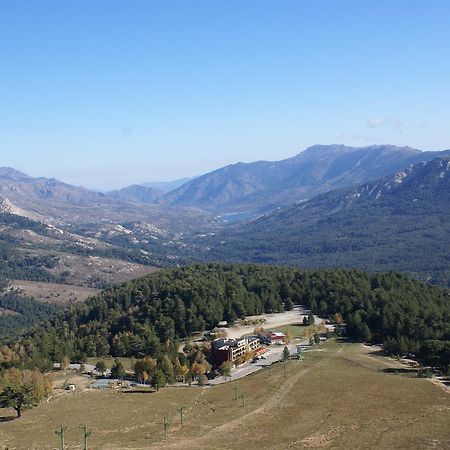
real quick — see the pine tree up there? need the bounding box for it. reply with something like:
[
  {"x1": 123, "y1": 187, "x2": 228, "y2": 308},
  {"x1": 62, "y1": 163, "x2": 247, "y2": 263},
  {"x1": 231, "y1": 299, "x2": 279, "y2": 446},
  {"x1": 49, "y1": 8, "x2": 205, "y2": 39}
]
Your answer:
[
  {"x1": 151, "y1": 369, "x2": 167, "y2": 391},
  {"x1": 160, "y1": 356, "x2": 175, "y2": 384},
  {"x1": 111, "y1": 359, "x2": 125, "y2": 378},
  {"x1": 95, "y1": 360, "x2": 107, "y2": 376},
  {"x1": 284, "y1": 298, "x2": 294, "y2": 311}
]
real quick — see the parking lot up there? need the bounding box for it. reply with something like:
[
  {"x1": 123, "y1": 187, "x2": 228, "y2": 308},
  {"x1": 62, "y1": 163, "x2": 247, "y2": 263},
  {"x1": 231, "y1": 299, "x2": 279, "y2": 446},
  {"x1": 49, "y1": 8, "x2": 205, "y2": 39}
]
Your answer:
[{"x1": 209, "y1": 337, "x2": 309, "y2": 385}]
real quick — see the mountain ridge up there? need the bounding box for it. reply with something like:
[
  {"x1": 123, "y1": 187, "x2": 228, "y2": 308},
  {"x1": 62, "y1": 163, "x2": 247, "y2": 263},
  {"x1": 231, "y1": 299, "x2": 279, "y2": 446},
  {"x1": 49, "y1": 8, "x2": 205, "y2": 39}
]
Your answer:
[
  {"x1": 205, "y1": 155, "x2": 450, "y2": 286},
  {"x1": 140, "y1": 177, "x2": 197, "y2": 193},
  {"x1": 106, "y1": 184, "x2": 165, "y2": 204},
  {"x1": 165, "y1": 144, "x2": 450, "y2": 215},
  {"x1": 0, "y1": 168, "x2": 210, "y2": 229}
]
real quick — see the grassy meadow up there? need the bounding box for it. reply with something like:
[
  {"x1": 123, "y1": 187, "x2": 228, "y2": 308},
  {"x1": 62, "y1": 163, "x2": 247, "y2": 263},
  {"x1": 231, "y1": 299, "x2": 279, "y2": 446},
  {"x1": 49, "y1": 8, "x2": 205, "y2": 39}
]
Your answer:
[{"x1": 0, "y1": 341, "x2": 449, "y2": 449}]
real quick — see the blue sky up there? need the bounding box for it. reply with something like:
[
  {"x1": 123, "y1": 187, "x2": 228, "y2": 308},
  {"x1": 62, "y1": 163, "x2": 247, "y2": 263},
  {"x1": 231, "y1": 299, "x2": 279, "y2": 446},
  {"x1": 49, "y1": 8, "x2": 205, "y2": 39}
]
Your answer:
[{"x1": 1, "y1": 0, "x2": 449, "y2": 189}]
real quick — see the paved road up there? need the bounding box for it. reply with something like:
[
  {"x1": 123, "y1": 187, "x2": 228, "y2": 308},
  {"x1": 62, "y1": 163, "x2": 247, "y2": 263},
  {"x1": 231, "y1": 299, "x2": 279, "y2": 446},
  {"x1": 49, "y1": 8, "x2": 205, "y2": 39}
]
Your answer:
[
  {"x1": 209, "y1": 338, "x2": 309, "y2": 385},
  {"x1": 209, "y1": 305, "x2": 323, "y2": 385},
  {"x1": 66, "y1": 363, "x2": 111, "y2": 376}
]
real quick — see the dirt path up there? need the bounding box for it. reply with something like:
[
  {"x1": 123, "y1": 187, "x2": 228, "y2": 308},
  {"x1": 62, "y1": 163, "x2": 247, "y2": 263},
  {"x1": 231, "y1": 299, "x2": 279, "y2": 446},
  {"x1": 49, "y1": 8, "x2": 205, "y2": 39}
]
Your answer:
[{"x1": 161, "y1": 361, "x2": 321, "y2": 449}]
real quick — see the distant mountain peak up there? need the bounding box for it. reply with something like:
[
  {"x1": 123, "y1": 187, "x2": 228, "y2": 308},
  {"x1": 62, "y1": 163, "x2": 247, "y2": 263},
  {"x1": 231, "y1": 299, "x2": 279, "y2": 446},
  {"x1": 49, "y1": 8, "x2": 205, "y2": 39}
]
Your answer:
[
  {"x1": 166, "y1": 144, "x2": 449, "y2": 214},
  {"x1": 297, "y1": 144, "x2": 421, "y2": 158},
  {"x1": 300, "y1": 143, "x2": 354, "y2": 153},
  {"x1": 0, "y1": 167, "x2": 32, "y2": 182}
]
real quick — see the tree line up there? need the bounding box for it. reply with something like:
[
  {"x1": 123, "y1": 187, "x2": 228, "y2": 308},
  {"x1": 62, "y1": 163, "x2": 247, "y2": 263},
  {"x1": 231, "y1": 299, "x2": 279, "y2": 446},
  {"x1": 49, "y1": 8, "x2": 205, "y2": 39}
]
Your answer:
[
  {"x1": 0, "y1": 291, "x2": 61, "y2": 339},
  {"x1": 0, "y1": 264, "x2": 449, "y2": 377}
]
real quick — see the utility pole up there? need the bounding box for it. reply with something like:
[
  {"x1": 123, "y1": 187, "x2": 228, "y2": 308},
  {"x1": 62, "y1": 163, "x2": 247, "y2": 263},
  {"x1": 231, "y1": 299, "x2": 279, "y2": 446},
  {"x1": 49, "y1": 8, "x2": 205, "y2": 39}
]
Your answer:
[
  {"x1": 178, "y1": 405, "x2": 185, "y2": 424},
  {"x1": 55, "y1": 424, "x2": 67, "y2": 450},
  {"x1": 80, "y1": 424, "x2": 92, "y2": 450},
  {"x1": 163, "y1": 416, "x2": 169, "y2": 441}
]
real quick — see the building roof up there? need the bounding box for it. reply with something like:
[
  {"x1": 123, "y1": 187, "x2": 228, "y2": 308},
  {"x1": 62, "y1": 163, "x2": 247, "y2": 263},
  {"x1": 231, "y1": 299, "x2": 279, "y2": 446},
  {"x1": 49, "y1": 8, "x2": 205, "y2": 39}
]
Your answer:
[
  {"x1": 253, "y1": 347, "x2": 267, "y2": 355},
  {"x1": 213, "y1": 336, "x2": 259, "y2": 351}
]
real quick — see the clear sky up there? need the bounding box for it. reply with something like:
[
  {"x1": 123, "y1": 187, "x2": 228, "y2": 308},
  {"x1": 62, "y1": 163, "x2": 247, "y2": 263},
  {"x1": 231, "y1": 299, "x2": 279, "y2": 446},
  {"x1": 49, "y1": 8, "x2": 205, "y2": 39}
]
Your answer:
[{"x1": 1, "y1": 0, "x2": 449, "y2": 190}]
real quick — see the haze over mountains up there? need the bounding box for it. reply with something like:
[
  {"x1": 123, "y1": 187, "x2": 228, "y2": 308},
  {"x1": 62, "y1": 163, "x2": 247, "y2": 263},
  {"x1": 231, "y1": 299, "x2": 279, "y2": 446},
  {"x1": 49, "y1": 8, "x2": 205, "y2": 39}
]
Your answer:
[
  {"x1": 164, "y1": 144, "x2": 450, "y2": 215},
  {"x1": 3, "y1": 145, "x2": 449, "y2": 223},
  {"x1": 106, "y1": 184, "x2": 165, "y2": 205},
  {"x1": 0, "y1": 167, "x2": 209, "y2": 230},
  {"x1": 141, "y1": 177, "x2": 197, "y2": 193},
  {"x1": 1, "y1": 143, "x2": 450, "y2": 287},
  {"x1": 107, "y1": 177, "x2": 198, "y2": 205}
]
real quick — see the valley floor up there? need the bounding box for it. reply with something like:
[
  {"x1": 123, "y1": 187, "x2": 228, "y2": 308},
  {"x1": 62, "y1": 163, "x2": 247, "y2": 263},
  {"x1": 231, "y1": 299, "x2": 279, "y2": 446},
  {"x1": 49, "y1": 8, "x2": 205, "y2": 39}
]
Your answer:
[{"x1": 0, "y1": 341, "x2": 449, "y2": 449}]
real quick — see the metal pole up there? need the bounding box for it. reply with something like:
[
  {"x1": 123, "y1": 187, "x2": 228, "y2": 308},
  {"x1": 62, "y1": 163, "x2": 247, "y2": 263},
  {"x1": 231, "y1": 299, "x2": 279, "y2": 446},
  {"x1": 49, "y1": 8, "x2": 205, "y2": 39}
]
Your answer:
[
  {"x1": 55, "y1": 424, "x2": 67, "y2": 450},
  {"x1": 233, "y1": 385, "x2": 238, "y2": 401},
  {"x1": 163, "y1": 416, "x2": 169, "y2": 440},
  {"x1": 179, "y1": 406, "x2": 184, "y2": 424},
  {"x1": 80, "y1": 424, "x2": 91, "y2": 450},
  {"x1": 240, "y1": 393, "x2": 245, "y2": 407}
]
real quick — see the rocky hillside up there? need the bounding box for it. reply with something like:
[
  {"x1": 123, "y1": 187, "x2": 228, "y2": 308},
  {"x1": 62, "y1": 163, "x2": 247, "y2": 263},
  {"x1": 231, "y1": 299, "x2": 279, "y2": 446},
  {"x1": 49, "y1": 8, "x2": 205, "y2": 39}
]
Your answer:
[
  {"x1": 0, "y1": 167, "x2": 212, "y2": 232},
  {"x1": 165, "y1": 145, "x2": 450, "y2": 215}
]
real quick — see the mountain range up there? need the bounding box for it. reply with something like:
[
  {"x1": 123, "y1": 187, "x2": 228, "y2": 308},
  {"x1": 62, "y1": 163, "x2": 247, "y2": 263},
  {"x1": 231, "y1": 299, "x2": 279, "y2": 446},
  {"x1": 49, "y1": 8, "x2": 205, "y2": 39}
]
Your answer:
[
  {"x1": 1, "y1": 143, "x2": 450, "y2": 288},
  {"x1": 3, "y1": 145, "x2": 449, "y2": 223},
  {"x1": 0, "y1": 167, "x2": 209, "y2": 230},
  {"x1": 205, "y1": 156, "x2": 450, "y2": 286},
  {"x1": 164, "y1": 144, "x2": 450, "y2": 215}
]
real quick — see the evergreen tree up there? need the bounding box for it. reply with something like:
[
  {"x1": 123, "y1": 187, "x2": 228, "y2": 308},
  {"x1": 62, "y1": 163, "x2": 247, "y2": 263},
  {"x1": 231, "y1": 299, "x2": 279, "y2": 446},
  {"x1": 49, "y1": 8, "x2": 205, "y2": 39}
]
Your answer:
[
  {"x1": 110, "y1": 359, "x2": 125, "y2": 378},
  {"x1": 95, "y1": 360, "x2": 107, "y2": 376},
  {"x1": 160, "y1": 355, "x2": 175, "y2": 384},
  {"x1": 284, "y1": 298, "x2": 294, "y2": 311},
  {"x1": 151, "y1": 369, "x2": 166, "y2": 391}
]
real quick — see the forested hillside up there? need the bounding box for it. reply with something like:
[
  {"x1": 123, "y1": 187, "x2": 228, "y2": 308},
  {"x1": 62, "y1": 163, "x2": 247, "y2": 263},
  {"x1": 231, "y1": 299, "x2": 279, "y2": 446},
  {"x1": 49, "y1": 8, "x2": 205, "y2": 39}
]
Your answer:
[
  {"x1": 0, "y1": 212, "x2": 157, "y2": 337},
  {"x1": 2, "y1": 264, "x2": 448, "y2": 373},
  {"x1": 205, "y1": 157, "x2": 450, "y2": 287},
  {"x1": 0, "y1": 240, "x2": 60, "y2": 289},
  {"x1": 0, "y1": 292, "x2": 60, "y2": 339}
]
